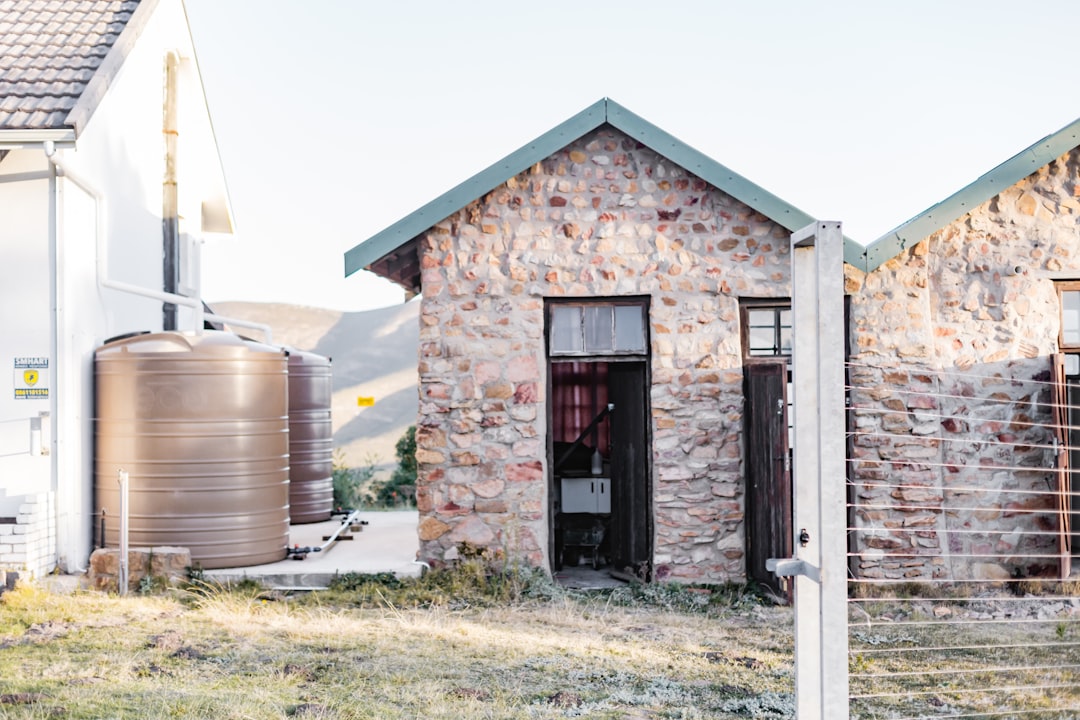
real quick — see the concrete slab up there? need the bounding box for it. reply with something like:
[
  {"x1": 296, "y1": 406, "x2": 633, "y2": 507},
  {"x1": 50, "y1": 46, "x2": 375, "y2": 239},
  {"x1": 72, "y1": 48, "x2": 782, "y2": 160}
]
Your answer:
[{"x1": 203, "y1": 510, "x2": 421, "y2": 589}]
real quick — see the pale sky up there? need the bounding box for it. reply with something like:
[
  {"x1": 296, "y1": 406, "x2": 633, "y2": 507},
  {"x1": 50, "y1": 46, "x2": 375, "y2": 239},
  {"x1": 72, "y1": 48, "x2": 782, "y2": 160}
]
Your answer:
[{"x1": 184, "y1": 0, "x2": 1080, "y2": 313}]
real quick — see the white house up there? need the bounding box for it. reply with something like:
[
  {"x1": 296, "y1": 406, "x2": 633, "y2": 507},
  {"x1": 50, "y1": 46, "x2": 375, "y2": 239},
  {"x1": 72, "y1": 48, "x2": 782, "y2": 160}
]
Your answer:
[{"x1": 0, "y1": 0, "x2": 234, "y2": 576}]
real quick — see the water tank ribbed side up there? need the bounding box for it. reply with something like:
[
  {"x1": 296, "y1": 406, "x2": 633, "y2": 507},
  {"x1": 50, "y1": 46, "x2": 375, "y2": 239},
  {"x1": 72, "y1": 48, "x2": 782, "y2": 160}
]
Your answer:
[{"x1": 94, "y1": 331, "x2": 289, "y2": 569}]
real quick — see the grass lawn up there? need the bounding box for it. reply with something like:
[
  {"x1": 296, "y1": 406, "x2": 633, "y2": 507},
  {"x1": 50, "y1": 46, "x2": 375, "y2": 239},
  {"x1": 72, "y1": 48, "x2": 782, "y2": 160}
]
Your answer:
[
  {"x1": 5, "y1": 565, "x2": 1075, "y2": 718},
  {"x1": 0, "y1": 568, "x2": 795, "y2": 719}
]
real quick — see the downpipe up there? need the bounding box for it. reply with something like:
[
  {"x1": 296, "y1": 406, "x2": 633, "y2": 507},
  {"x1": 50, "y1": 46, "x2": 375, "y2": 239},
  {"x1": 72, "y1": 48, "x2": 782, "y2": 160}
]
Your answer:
[{"x1": 42, "y1": 141, "x2": 272, "y2": 343}]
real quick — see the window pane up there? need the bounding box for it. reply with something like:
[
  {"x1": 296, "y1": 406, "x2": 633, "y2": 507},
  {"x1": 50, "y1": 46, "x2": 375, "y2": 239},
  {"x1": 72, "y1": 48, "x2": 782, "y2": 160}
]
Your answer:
[
  {"x1": 779, "y1": 309, "x2": 792, "y2": 354},
  {"x1": 747, "y1": 309, "x2": 777, "y2": 355},
  {"x1": 1064, "y1": 291, "x2": 1080, "y2": 346},
  {"x1": 748, "y1": 327, "x2": 775, "y2": 356},
  {"x1": 583, "y1": 306, "x2": 613, "y2": 352},
  {"x1": 551, "y1": 306, "x2": 582, "y2": 353},
  {"x1": 614, "y1": 305, "x2": 646, "y2": 352}
]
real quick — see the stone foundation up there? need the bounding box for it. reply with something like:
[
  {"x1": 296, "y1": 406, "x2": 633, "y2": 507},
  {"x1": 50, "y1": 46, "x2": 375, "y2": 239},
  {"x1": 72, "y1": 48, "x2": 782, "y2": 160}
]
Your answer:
[{"x1": 87, "y1": 546, "x2": 192, "y2": 592}]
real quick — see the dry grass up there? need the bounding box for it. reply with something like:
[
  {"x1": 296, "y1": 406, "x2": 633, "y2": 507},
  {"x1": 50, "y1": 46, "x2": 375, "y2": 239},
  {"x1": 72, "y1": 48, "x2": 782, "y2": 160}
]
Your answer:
[
  {"x1": 0, "y1": 576, "x2": 795, "y2": 719},
  {"x1": 8, "y1": 569, "x2": 1072, "y2": 719},
  {"x1": 848, "y1": 588, "x2": 1080, "y2": 719}
]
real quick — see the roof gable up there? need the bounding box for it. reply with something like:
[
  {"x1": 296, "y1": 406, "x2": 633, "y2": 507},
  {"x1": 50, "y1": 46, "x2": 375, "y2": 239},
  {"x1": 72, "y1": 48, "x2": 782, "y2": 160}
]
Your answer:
[
  {"x1": 862, "y1": 116, "x2": 1080, "y2": 272},
  {"x1": 345, "y1": 98, "x2": 865, "y2": 288},
  {"x1": 0, "y1": 0, "x2": 153, "y2": 135}
]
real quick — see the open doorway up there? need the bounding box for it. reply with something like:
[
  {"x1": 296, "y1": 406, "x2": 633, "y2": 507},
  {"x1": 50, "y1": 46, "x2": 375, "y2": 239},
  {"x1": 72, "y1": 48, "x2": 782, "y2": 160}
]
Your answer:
[{"x1": 546, "y1": 300, "x2": 651, "y2": 586}]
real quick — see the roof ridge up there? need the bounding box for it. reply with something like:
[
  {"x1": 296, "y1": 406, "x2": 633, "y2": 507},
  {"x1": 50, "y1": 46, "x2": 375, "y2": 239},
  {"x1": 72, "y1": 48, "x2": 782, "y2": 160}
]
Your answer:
[
  {"x1": 862, "y1": 116, "x2": 1080, "y2": 272},
  {"x1": 345, "y1": 98, "x2": 864, "y2": 282}
]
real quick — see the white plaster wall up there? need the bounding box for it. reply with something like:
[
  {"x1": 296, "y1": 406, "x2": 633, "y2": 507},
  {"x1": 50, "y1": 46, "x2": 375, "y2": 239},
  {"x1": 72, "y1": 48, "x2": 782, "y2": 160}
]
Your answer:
[
  {"x1": 0, "y1": 0, "x2": 233, "y2": 572},
  {"x1": 0, "y1": 150, "x2": 53, "y2": 515}
]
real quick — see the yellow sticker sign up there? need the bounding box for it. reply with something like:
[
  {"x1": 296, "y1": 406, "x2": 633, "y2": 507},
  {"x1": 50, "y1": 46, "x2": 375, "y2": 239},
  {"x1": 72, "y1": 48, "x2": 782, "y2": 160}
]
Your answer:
[
  {"x1": 357, "y1": 396, "x2": 375, "y2": 407},
  {"x1": 14, "y1": 357, "x2": 49, "y2": 399}
]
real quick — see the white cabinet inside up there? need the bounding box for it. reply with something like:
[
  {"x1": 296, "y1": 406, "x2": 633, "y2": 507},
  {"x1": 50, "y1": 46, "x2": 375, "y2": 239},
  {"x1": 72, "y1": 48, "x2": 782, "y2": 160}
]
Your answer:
[{"x1": 560, "y1": 476, "x2": 611, "y2": 514}]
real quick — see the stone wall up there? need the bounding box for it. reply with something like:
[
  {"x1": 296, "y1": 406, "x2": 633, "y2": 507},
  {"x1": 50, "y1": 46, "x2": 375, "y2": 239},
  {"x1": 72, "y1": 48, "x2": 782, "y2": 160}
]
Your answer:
[
  {"x1": 847, "y1": 147, "x2": 1080, "y2": 581},
  {"x1": 414, "y1": 127, "x2": 792, "y2": 582},
  {"x1": 87, "y1": 546, "x2": 192, "y2": 593}
]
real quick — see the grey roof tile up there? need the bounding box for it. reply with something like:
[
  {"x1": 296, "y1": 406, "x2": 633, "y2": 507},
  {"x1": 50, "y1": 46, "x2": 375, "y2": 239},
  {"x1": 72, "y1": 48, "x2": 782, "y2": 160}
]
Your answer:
[{"x1": 0, "y1": 0, "x2": 142, "y2": 131}]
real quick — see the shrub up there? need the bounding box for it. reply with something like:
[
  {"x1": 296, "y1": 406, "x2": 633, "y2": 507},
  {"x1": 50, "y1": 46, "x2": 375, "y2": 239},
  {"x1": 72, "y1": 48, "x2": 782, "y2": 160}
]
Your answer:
[
  {"x1": 370, "y1": 426, "x2": 416, "y2": 508},
  {"x1": 332, "y1": 449, "x2": 376, "y2": 511}
]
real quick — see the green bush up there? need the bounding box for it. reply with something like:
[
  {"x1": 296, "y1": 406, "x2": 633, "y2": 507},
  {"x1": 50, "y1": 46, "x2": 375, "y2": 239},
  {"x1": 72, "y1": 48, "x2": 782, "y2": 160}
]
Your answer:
[
  {"x1": 332, "y1": 450, "x2": 375, "y2": 511},
  {"x1": 319, "y1": 545, "x2": 557, "y2": 609},
  {"x1": 370, "y1": 426, "x2": 416, "y2": 508}
]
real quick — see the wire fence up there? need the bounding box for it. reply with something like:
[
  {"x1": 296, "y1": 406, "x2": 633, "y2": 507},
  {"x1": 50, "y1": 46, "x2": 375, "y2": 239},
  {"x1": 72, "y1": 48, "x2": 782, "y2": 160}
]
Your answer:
[{"x1": 845, "y1": 358, "x2": 1080, "y2": 719}]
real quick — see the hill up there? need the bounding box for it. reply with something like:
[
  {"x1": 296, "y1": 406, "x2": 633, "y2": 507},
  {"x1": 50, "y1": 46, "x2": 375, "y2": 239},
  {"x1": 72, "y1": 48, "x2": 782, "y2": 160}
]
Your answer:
[{"x1": 210, "y1": 300, "x2": 419, "y2": 469}]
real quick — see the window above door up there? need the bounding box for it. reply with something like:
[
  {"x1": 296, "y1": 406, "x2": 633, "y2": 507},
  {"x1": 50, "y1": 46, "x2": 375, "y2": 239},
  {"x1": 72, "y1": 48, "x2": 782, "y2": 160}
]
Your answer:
[
  {"x1": 548, "y1": 300, "x2": 648, "y2": 356},
  {"x1": 1058, "y1": 282, "x2": 1080, "y2": 349},
  {"x1": 740, "y1": 299, "x2": 792, "y2": 361},
  {"x1": 1055, "y1": 281, "x2": 1080, "y2": 375}
]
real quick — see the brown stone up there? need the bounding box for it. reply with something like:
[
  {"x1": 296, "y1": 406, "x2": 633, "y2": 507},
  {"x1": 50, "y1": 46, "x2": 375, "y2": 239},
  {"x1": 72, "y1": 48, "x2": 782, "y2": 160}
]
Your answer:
[
  {"x1": 448, "y1": 516, "x2": 496, "y2": 546},
  {"x1": 485, "y1": 383, "x2": 514, "y2": 399},
  {"x1": 475, "y1": 499, "x2": 508, "y2": 514},
  {"x1": 474, "y1": 360, "x2": 501, "y2": 385},
  {"x1": 415, "y1": 448, "x2": 446, "y2": 465},
  {"x1": 418, "y1": 516, "x2": 451, "y2": 541},
  {"x1": 717, "y1": 238, "x2": 739, "y2": 251},
  {"x1": 506, "y1": 461, "x2": 543, "y2": 482},
  {"x1": 436, "y1": 501, "x2": 471, "y2": 517},
  {"x1": 506, "y1": 355, "x2": 538, "y2": 383},
  {"x1": 514, "y1": 382, "x2": 538, "y2": 404},
  {"x1": 472, "y1": 477, "x2": 505, "y2": 498},
  {"x1": 451, "y1": 451, "x2": 481, "y2": 465}
]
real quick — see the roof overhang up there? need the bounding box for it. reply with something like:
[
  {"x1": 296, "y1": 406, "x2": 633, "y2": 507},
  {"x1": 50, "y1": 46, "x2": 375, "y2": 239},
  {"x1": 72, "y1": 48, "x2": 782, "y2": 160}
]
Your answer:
[
  {"x1": 65, "y1": 0, "x2": 160, "y2": 138},
  {"x1": 0, "y1": 130, "x2": 76, "y2": 149},
  {"x1": 345, "y1": 98, "x2": 866, "y2": 292}
]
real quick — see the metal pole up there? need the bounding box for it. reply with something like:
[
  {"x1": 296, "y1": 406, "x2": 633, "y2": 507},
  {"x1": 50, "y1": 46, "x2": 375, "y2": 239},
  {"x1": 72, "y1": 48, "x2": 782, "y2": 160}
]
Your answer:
[
  {"x1": 118, "y1": 469, "x2": 129, "y2": 595},
  {"x1": 772, "y1": 221, "x2": 849, "y2": 719},
  {"x1": 790, "y1": 224, "x2": 823, "y2": 718},
  {"x1": 812, "y1": 222, "x2": 849, "y2": 718}
]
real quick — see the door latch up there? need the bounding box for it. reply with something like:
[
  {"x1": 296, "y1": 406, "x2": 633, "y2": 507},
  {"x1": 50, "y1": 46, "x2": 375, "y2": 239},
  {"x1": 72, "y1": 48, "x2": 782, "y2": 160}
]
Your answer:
[{"x1": 766, "y1": 557, "x2": 820, "y2": 583}]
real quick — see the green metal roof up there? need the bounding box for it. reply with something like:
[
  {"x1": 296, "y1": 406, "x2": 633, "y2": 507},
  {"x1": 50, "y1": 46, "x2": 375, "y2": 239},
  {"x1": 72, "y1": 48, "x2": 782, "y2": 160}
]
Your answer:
[
  {"x1": 345, "y1": 98, "x2": 865, "y2": 286},
  {"x1": 862, "y1": 116, "x2": 1080, "y2": 273}
]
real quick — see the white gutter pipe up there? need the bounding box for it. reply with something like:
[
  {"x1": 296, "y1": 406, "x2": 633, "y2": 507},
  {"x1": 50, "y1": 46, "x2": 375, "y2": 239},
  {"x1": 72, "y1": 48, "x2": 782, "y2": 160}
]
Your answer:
[{"x1": 42, "y1": 141, "x2": 272, "y2": 343}]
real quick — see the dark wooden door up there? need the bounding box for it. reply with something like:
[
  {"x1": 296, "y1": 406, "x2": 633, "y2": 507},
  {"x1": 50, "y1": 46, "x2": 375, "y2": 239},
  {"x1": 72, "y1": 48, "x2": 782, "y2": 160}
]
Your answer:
[
  {"x1": 608, "y1": 362, "x2": 651, "y2": 579},
  {"x1": 744, "y1": 361, "x2": 792, "y2": 596}
]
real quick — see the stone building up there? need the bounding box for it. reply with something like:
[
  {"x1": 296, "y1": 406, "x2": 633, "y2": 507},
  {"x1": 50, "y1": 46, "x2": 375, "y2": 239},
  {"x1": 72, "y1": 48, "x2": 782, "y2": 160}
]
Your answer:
[
  {"x1": 847, "y1": 118, "x2": 1080, "y2": 582},
  {"x1": 346, "y1": 99, "x2": 865, "y2": 587},
  {"x1": 348, "y1": 100, "x2": 1080, "y2": 586}
]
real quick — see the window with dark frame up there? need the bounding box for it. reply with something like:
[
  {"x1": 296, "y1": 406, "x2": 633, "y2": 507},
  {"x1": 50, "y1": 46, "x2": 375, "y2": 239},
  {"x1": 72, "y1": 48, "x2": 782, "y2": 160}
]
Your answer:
[
  {"x1": 1058, "y1": 281, "x2": 1080, "y2": 375},
  {"x1": 740, "y1": 300, "x2": 792, "y2": 361},
  {"x1": 741, "y1": 299, "x2": 794, "y2": 447}
]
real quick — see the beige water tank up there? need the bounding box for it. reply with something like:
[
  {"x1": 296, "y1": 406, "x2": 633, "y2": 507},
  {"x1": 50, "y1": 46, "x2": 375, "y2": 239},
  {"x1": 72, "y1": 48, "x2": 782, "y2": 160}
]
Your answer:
[
  {"x1": 287, "y1": 349, "x2": 333, "y2": 522},
  {"x1": 94, "y1": 331, "x2": 289, "y2": 569}
]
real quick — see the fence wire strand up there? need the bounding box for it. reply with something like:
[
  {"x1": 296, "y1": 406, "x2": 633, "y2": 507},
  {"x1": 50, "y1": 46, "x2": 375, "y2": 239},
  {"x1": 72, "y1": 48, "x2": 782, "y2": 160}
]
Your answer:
[{"x1": 843, "y1": 358, "x2": 1080, "y2": 718}]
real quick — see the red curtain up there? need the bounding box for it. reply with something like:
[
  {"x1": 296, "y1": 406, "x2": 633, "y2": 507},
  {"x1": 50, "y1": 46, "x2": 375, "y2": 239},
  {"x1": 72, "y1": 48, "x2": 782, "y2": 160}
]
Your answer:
[{"x1": 551, "y1": 362, "x2": 610, "y2": 456}]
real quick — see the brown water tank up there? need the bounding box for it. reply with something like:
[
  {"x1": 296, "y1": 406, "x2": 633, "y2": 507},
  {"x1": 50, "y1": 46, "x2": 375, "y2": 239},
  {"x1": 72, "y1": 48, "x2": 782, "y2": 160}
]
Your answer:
[
  {"x1": 286, "y1": 349, "x2": 333, "y2": 522},
  {"x1": 94, "y1": 331, "x2": 289, "y2": 569}
]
